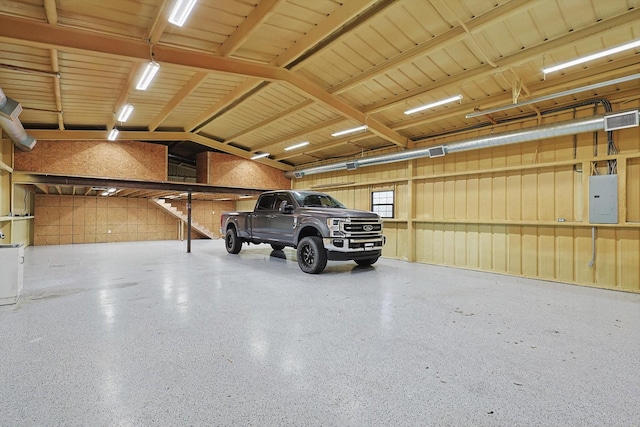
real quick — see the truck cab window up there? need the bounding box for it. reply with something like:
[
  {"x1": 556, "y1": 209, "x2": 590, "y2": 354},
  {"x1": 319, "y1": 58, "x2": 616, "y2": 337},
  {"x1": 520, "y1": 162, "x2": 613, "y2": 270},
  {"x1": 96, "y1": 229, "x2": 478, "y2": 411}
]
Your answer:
[{"x1": 256, "y1": 194, "x2": 276, "y2": 211}]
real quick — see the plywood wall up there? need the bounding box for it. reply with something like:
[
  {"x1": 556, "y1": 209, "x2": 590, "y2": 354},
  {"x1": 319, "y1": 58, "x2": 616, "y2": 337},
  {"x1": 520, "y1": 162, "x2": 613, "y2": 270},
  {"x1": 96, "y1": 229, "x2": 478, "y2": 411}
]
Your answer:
[
  {"x1": 14, "y1": 140, "x2": 167, "y2": 181},
  {"x1": 34, "y1": 195, "x2": 180, "y2": 245},
  {"x1": 293, "y1": 101, "x2": 640, "y2": 293},
  {"x1": 197, "y1": 152, "x2": 290, "y2": 190},
  {"x1": 170, "y1": 199, "x2": 235, "y2": 238}
]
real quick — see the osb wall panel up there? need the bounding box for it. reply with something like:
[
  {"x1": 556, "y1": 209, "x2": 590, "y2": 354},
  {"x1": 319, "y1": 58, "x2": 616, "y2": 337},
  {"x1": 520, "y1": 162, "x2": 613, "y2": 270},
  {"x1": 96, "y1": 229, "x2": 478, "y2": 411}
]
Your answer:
[
  {"x1": 34, "y1": 195, "x2": 178, "y2": 245},
  {"x1": 15, "y1": 140, "x2": 167, "y2": 181},
  {"x1": 170, "y1": 199, "x2": 235, "y2": 238},
  {"x1": 197, "y1": 152, "x2": 290, "y2": 190}
]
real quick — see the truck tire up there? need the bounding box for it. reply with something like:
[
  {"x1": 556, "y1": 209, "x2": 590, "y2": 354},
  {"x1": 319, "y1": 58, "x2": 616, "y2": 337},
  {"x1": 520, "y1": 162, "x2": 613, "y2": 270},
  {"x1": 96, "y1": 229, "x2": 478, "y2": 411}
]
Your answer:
[
  {"x1": 297, "y1": 236, "x2": 327, "y2": 274},
  {"x1": 355, "y1": 256, "x2": 379, "y2": 267},
  {"x1": 271, "y1": 244, "x2": 285, "y2": 251},
  {"x1": 225, "y1": 227, "x2": 242, "y2": 254}
]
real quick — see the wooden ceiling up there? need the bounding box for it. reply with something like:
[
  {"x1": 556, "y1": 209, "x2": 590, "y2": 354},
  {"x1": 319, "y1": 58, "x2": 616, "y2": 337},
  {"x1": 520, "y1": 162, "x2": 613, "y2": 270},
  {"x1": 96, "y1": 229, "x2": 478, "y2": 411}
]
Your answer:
[{"x1": 0, "y1": 0, "x2": 639, "y2": 173}]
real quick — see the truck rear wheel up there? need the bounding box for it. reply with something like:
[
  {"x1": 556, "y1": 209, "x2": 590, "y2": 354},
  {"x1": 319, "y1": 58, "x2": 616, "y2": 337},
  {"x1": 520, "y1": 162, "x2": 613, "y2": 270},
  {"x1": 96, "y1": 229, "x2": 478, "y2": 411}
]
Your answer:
[
  {"x1": 355, "y1": 256, "x2": 379, "y2": 267},
  {"x1": 297, "y1": 236, "x2": 327, "y2": 274},
  {"x1": 225, "y1": 227, "x2": 242, "y2": 254}
]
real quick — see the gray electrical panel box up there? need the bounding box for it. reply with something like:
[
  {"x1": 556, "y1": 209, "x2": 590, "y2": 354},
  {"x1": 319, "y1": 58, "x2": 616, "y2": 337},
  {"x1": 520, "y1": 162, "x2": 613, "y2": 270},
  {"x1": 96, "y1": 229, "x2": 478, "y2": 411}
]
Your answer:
[{"x1": 589, "y1": 174, "x2": 618, "y2": 224}]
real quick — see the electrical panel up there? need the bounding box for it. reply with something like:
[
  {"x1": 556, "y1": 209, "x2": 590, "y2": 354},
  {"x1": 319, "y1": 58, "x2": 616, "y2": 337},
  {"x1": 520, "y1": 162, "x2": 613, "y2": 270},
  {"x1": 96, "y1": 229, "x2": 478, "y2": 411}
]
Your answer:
[{"x1": 589, "y1": 174, "x2": 618, "y2": 224}]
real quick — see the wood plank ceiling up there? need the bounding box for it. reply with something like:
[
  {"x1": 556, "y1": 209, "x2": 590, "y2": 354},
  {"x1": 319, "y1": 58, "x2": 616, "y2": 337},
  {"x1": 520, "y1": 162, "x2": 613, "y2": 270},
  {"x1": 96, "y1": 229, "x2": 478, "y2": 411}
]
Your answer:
[{"x1": 0, "y1": 0, "x2": 639, "y2": 174}]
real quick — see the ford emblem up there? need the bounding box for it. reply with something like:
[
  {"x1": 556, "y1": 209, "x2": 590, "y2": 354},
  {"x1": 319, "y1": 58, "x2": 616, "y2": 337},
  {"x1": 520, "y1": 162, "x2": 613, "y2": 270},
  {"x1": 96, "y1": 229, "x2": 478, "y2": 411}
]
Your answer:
[{"x1": 363, "y1": 224, "x2": 374, "y2": 232}]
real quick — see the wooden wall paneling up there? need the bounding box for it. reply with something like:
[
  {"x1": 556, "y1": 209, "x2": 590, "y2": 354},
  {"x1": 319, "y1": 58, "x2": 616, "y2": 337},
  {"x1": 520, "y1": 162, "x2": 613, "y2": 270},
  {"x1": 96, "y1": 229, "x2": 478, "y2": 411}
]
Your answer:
[
  {"x1": 574, "y1": 227, "x2": 595, "y2": 285},
  {"x1": 506, "y1": 171, "x2": 521, "y2": 221},
  {"x1": 454, "y1": 177, "x2": 466, "y2": 220},
  {"x1": 521, "y1": 226, "x2": 538, "y2": 277},
  {"x1": 555, "y1": 167, "x2": 574, "y2": 221},
  {"x1": 521, "y1": 169, "x2": 537, "y2": 221},
  {"x1": 478, "y1": 224, "x2": 492, "y2": 270},
  {"x1": 492, "y1": 225, "x2": 507, "y2": 272},
  {"x1": 617, "y1": 158, "x2": 627, "y2": 223},
  {"x1": 618, "y1": 229, "x2": 640, "y2": 292},
  {"x1": 466, "y1": 224, "x2": 479, "y2": 269},
  {"x1": 538, "y1": 226, "x2": 556, "y2": 279},
  {"x1": 628, "y1": 158, "x2": 640, "y2": 221},
  {"x1": 537, "y1": 167, "x2": 555, "y2": 221},
  {"x1": 507, "y1": 225, "x2": 522, "y2": 275},
  {"x1": 433, "y1": 180, "x2": 444, "y2": 219},
  {"x1": 492, "y1": 173, "x2": 506, "y2": 221},
  {"x1": 454, "y1": 224, "x2": 466, "y2": 266},
  {"x1": 555, "y1": 227, "x2": 575, "y2": 283},
  {"x1": 432, "y1": 223, "x2": 444, "y2": 265},
  {"x1": 443, "y1": 178, "x2": 455, "y2": 219},
  {"x1": 595, "y1": 228, "x2": 617, "y2": 289},
  {"x1": 466, "y1": 175, "x2": 479, "y2": 220},
  {"x1": 443, "y1": 223, "x2": 455, "y2": 266},
  {"x1": 383, "y1": 222, "x2": 397, "y2": 259},
  {"x1": 478, "y1": 175, "x2": 492, "y2": 220},
  {"x1": 414, "y1": 223, "x2": 426, "y2": 262}
]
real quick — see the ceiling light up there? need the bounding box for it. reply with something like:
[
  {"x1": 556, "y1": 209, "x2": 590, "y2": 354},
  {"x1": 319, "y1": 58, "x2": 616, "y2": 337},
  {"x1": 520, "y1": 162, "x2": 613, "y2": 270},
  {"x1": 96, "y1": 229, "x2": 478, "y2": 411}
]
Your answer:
[
  {"x1": 107, "y1": 188, "x2": 117, "y2": 193},
  {"x1": 117, "y1": 104, "x2": 134, "y2": 122},
  {"x1": 284, "y1": 141, "x2": 309, "y2": 151},
  {"x1": 107, "y1": 128, "x2": 119, "y2": 141},
  {"x1": 543, "y1": 39, "x2": 640, "y2": 75},
  {"x1": 168, "y1": 0, "x2": 198, "y2": 27},
  {"x1": 404, "y1": 94, "x2": 463, "y2": 115},
  {"x1": 136, "y1": 61, "x2": 160, "y2": 90},
  {"x1": 331, "y1": 125, "x2": 368, "y2": 137},
  {"x1": 251, "y1": 152, "x2": 270, "y2": 160}
]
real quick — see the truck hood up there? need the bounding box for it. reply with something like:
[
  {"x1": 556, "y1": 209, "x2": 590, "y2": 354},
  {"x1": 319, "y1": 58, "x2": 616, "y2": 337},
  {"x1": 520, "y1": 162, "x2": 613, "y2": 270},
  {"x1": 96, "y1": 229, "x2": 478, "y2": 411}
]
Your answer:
[{"x1": 297, "y1": 207, "x2": 379, "y2": 219}]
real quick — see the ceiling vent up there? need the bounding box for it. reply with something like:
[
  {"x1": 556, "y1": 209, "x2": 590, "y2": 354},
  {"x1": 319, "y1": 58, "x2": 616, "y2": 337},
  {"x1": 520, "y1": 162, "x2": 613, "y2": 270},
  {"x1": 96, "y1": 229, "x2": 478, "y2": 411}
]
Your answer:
[
  {"x1": 427, "y1": 146, "x2": 445, "y2": 158},
  {"x1": 604, "y1": 110, "x2": 639, "y2": 131},
  {"x1": 346, "y1": 161, "x2": 359, "y2": 170}
]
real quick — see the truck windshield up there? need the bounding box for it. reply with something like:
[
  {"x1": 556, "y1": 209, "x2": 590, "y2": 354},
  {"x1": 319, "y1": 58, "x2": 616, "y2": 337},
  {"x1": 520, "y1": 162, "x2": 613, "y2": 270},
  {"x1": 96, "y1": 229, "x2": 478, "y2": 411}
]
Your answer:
[{"x1": 292, "y1": 191, "x2": 346, "y2": 208}]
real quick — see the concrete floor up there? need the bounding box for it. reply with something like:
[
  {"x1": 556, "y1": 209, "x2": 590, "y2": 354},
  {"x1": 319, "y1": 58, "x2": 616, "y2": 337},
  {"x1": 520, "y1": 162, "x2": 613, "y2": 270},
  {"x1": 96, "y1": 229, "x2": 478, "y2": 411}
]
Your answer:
[{"x1": 1, "y1": 240, "x2": 639, "y2": 426}]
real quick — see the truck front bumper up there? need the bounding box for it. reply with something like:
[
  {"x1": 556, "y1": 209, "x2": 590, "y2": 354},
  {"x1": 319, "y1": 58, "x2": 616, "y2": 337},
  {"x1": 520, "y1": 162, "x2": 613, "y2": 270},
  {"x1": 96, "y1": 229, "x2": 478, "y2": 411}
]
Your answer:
[{"x1": 323, "y1": 236, "x2": 385, "y2": 260}]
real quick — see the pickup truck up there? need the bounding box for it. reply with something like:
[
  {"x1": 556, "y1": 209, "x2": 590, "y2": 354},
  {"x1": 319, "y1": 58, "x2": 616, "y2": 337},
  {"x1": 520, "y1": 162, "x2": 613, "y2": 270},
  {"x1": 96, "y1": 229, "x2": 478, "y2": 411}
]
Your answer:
[{"x1": 220, "y1": 190, "x2": 385, "y2": 274}]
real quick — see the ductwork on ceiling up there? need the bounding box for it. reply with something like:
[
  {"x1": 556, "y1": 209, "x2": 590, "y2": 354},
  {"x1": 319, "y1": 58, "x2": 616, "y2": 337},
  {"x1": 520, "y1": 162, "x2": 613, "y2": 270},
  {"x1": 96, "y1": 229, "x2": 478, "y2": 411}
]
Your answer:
[
  {"x1": 0, "y1": 87, "x2": 37, "y2": 151},
  {"x1": 285, "y1": 111, "x2": 640, "y2": 179}
]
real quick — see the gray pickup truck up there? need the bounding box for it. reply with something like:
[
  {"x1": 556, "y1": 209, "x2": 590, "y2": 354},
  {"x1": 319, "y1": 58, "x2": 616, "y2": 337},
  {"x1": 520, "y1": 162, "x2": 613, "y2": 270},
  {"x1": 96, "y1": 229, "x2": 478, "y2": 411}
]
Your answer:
[{"x1": 220, "y1": 190, "x2": 385, "y2": 274}]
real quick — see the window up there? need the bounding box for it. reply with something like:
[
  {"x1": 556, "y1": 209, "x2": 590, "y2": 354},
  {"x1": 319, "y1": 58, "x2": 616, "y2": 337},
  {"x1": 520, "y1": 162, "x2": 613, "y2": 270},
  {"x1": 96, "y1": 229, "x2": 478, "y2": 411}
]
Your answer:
[
  {"x1": 372, "y1": 190, "x2": 394, "y2": 218},
  {"x1": 256, "y1": 194, "x2": 276, "y2": 211}
]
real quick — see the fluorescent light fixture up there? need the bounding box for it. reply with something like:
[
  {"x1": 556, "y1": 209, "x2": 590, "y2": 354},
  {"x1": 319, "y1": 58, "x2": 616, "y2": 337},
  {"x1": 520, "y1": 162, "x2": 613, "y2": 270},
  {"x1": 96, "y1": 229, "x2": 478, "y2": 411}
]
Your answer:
[
  {"x1": 543, "y1": 39, "x2": 640, "y2": 75},
  {"x1": 136, "y1": 61, "x2": 160, "y2": 90},
  {"x1": 100, "y1": 191, "x2": 109, "y2": 196},
  {"x1": 169, "y1": 0, "x2": 198, "y2": 26},
  {"x1": 404, "y1": 94, "x2": 463, "y2": 115},
  {"x1": 107, "y1": 188, "x2": 117, "y2": 193},
  {"x1": 284, "y1": 141, "x2": 309, "y2": 151},
  {"x1": 251, "y1": 152, "x2": 270, "y2": 160},
  {"x1": 331, "y1": 125, "x2": 368, "y2": 137},
  {"x1": 107, "y1": 128, "x2": 119, "y2": 141},
  {"x1": 117, "y1": 104, "x2": 134, "y2": 122}
]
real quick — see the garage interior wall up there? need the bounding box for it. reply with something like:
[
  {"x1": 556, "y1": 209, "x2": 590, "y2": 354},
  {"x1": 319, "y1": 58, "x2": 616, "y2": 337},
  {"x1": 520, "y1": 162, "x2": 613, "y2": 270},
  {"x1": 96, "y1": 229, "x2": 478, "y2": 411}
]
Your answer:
[{"x1": 292, "y1": 100, "x2": 640, "y2": 293}]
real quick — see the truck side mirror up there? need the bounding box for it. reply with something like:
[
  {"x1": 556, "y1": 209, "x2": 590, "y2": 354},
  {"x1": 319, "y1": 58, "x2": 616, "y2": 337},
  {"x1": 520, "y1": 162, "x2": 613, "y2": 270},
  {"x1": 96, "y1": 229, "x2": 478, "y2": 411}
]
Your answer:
[{"x1": 279, "y1": 201, "x2": 294, "y2": 214}]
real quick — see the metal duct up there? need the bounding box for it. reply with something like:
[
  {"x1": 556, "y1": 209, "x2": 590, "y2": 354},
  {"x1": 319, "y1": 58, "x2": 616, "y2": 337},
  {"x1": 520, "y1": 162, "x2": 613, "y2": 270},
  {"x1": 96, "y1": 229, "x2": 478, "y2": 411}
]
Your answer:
[
  {"x1": 0, "y1": 87, "x2": 37, "y2": 151},
  {"x1": 285, "y1": 114, "x2": 613, "y2": 178}
]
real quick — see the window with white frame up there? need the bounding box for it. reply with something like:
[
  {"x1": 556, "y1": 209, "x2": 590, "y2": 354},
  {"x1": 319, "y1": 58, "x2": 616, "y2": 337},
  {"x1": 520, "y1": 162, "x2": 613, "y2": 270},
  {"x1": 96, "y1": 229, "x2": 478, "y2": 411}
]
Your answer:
[{"x1": 372, "y1": 190, "x2": 394, "y2": 218}]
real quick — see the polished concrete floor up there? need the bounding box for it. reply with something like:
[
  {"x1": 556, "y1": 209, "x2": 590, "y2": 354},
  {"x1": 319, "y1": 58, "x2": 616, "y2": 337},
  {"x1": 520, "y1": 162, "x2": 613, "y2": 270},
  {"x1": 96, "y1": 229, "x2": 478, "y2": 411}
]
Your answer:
[{"x1": 1, "y1": 239, "x2": 639, "y2": 426}]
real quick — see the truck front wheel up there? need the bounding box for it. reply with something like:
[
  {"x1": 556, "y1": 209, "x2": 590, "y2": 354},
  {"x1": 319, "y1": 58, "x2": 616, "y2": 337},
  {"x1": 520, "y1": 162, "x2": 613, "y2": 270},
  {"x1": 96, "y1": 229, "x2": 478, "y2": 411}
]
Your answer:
[
  {"x1": 297, "y1": 236, "x2": 327, "y2": 274},
  {"x1": 225, "y1": 227, "x2": 242, "y2": 254}
]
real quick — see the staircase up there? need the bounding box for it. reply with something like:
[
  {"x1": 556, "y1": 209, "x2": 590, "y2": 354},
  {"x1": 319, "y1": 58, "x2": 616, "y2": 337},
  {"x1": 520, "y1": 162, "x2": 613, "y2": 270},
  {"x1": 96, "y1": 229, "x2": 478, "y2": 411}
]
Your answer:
[{"x1": 150, "y1": 198, "x2": 216, "y2": 239}]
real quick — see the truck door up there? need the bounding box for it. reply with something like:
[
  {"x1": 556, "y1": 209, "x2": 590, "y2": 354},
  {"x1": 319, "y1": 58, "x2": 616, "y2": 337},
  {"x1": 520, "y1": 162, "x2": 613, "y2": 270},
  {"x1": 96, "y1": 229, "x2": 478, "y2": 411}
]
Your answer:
[
  {"x1": 251, "y1": 193, "x2": 276, "y2": 240},
  {"x1": 268, "y1": 192, "x2": 296, "y2": 245}
]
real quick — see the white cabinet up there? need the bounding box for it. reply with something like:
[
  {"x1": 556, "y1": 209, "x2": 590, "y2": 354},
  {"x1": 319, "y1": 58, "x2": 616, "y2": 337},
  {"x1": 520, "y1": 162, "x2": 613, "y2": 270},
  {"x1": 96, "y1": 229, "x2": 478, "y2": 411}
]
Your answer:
[{"x1": 0, "y1": 243, "x2": 24, "y2": 305}]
